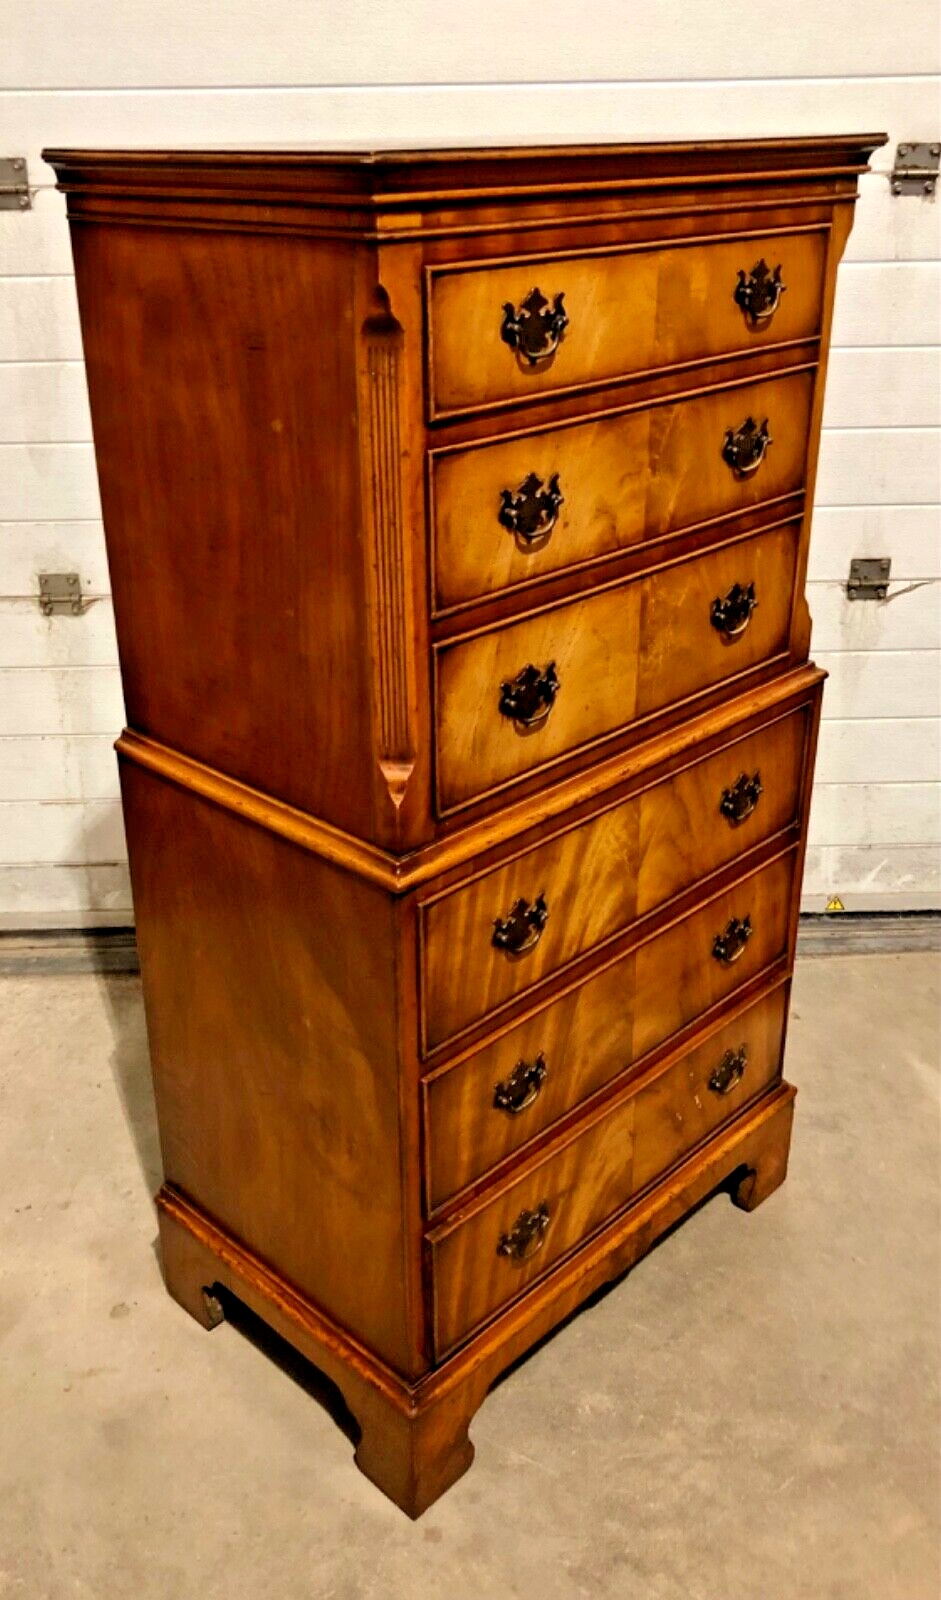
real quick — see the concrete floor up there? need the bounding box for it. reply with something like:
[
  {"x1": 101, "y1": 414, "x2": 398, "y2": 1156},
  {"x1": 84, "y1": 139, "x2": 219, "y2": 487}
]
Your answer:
[{"x1": 1, "y1": 952, "x2": 938, "y2": 1600}]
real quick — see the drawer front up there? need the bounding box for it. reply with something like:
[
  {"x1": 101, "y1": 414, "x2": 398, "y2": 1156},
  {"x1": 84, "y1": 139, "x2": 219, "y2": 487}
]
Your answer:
[
  {"x1": 423, "y1": 704, "x2": 809, "y2": 1050},
  {"x1": 424, "y1": 850, "x2": 794, "y2": 1211},
  {"x1": 431, "y1": 368, "x2": 814, "y2": 612},
  {"x1": 632, "y1": 986, "x2": 787, "y2": 1193},
  {"x1": 435, "y1": 523, "x2": 799, "y2": 814},
  {"x1": 429, "y1": 1079, "x2": 636, "y2": 1357},
  {"x1": 427, "y1": 979, "x2": 788, "y2": 1356},
  {"x1": 428, "y1": 228, "x2": 827, "y2": 418}
]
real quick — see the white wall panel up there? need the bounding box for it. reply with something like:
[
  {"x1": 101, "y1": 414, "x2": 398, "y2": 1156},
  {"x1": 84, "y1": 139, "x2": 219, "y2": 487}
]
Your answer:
[
  {"x1": 815, "y1": 652, "x2": 941, "y2": 720},
  {"x1": 0, "y1": 363, "x2": 91, "y2": 443},
  {"x1": 0, "y1": 863, "x2": 132, "y2": 929},
  {"x1": 0, "y1": 668, "x2": 124, "y2": 736},
  {"x1": 831, "y1": 264, "x2": 941, "y2": 347},
  {"x1": 808, "y1": 783, "x2": 941, "y2": 848},
  {"x1": 0, "y1": 798, "x2": 125, "y2": 865},
  {"x1": 3, "y1": 2, "x2": 935, "y2": 90},
  {"x1": 0, "y1": 522, "x2": 110, "y2": 595},
  {"x1": 808, "y1": 508, "x2": 940, "y2": 582},
  {"x1": 822, "y1": 350, "x2": 941, "y2": 430},
  {"x1": 801, "y1": 844, "x2": 940, "y2": 911},
  {"x1": 816, "y1": 718, "x2": 941, "y2": 784},
  {"x1": 0, "y1": 735, "x2": 119, "y2": 801},
  {"x1": 0, "y1": 598, "x2": 118, "y2": 668},
  {"x1": 0, "y1": 277, "x2": 82, "y2": 361},
  {"x1": 0, "y1": 443, "x2": 100, "y2": 520},
  {"x1": 808, "y1": 580, "x2": 940, "y2": 653},
  {"x1": 2, "y1": 77, "x2": 937, "y2": 177},
  {"x1": 814, "y1": 429, "x2": 940, "y2": 506}
]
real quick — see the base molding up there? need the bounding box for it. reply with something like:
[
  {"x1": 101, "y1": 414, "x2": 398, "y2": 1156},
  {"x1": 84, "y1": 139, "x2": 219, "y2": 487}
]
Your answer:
[{"x1": 157, "y1": 1079, "x2": 796, "y2": 1516}]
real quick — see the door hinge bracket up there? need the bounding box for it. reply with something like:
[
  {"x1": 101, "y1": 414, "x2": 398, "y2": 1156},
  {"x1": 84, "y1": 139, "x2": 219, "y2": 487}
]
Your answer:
[
  {"x1": 847, "y1": 558, "x2": 891, "y2": 602},
  {"x1": 0, "y1": 157, "x2": 30, "y2": 211},
  {"x1": 891, "y1": 142, "x2": 940, "y2": 196},
  {"x1": 39, "y1": 573, "x2": 86, "y2": 616}
]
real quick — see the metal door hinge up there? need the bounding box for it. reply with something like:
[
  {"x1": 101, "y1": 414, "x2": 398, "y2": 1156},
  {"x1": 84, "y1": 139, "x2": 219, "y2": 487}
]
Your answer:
[
  {"x1": 39, "y1": 573, "x2": 86, "y2": 616},
  {"x1": 0, "y1": 157, "x2": 30, "y2": 211},
  {"x1": 847, "y1": 558, "x2": 890, "y2": 601},
  {"x1": 891, "y1": 143, "x2": 940, "y2": 196}
]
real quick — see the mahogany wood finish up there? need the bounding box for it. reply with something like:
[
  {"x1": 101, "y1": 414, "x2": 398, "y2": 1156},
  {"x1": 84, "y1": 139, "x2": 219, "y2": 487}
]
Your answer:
[{"x1": 46, "y1": 134, "x2": 882, "y2": 1516}]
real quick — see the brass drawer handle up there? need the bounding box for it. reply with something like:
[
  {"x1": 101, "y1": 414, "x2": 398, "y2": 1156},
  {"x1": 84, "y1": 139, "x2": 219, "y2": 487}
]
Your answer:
[
  {"x1": 499, "y1": 661, "x2": 560, "y2": 730},
  {"x1": 497, "y1": 1201, "x2": 551, "y2": 1263},
  {"x1": 720, "y1": 770, "x2": 763, "y2": 825},
  {"x1": 723, "y1": 416, "x2": 772, "y2": 478},
  {"x1": 712, "y1": 914, "x2": 753, "y2": 966},
  {"x1": 709, "y1": 1044, "x2": 749, "y2": 1095},
  {"x1": 492, "y1": 893, "x2": 548, "y2": 957},
  {"x1": 499, "y1": 472, "x2": 564, "y2": 548},
  {"x1": 494, "y1": 1053, "x2": 548, "y2": 1115},
  {"x1": 711, "y1": 581, "x2": 758, "y2": 639},
  {"x1": 734, "y1": 259, "x2": 786, "y2": 327},
  {"x1": 500, "y1": 287, "x2": 568, "y2": 367}
]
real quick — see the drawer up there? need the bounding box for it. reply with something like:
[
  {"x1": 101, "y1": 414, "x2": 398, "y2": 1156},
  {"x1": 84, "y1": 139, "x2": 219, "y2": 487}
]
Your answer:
[
  {"x1": 430, "y1": 367, "x2": 814, "y2": 613},
  {"x1": 632, "y1": 986, "x2": 787, "y2": 1193},
  {"x1": 422, "y1": 702, "x2": 809, "y2": 1050},
  {"x1": 428, "y1": 227, "x2": 827, "y2": 418},
  {"x1": 426, "y1": 982, "x2": 788, "y2": 1356},
  {"x1": 423, "y1": 849, "x2": 794, "y2": 1211},
  {"x1": 435, "y1": 522, "x2": 799, "y2": 814}
]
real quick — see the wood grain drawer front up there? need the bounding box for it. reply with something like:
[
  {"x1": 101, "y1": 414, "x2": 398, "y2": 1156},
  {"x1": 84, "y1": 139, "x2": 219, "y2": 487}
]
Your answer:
[
  {"x1": 428, "y1": 1086, "x2": 636, "y2": 1356},
  {"x1": 423, "y1": 850, "x2": 794, "y2": 1211},
  {"x1": 435, "y1": 524, "x2": 799, "y2": 814},
  {"x1": 431, "y1": 368, "x2": 814, "y2": 612},
  {"x1": 632, "y1": 987, "x2": 787, "y2": 1194},
  {"x1": 427, "y1": 977, "x2": 789, "y2": 1355},
  {"x1": 422, "y1": 705, "x2": 808, "y2": 1050},
  {"x1": 428, "y1": 228, "x2": 827, "y2": 418}
]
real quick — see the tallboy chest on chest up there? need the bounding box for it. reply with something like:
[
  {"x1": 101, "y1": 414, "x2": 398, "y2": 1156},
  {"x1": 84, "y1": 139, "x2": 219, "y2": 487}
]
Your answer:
[{"x1": 46, "y1": 134, "x2": 884, "y2": 1516}]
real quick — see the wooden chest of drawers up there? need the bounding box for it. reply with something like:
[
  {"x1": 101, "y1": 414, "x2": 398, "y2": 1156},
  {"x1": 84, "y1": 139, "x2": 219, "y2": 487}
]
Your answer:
[{"x1": 47, "y1": 134, "x2": 884, "y2": 1516}]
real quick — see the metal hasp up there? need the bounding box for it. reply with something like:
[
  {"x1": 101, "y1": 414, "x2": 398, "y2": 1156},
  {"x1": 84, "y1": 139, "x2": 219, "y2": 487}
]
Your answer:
[
  {"x1": 847, "y1": 558, "x2": 891, "y2": 601},
  {"x1": 891, "y1": 143, "x2": 939, "y2": 195},
  {"x1": 0, "y1": 157, "x2": 30, "y2": 210},
  {"x1": 39, "y1": 573, "x2": 85, "y2": 616}
]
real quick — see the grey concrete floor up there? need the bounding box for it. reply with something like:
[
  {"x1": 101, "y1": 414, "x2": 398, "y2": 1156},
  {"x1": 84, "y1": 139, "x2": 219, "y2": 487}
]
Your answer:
[{"x1": 1, "y1": 952, "x2": 938, "y2": 1600}]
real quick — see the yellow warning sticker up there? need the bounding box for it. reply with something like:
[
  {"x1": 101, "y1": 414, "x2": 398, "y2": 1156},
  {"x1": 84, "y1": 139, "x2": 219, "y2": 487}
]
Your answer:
[{"x1": 825, "y1": 896, "x2": 846, "y2": 913}]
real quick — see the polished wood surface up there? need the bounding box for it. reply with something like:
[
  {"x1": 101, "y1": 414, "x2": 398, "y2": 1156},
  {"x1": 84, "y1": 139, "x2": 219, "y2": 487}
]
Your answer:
[
  {"x1": 423, "y1": 848, "x2": 795, "y2": 1210},
  {"x1": 435, "y1": 522, "x2": 799, "y2": 812},
  {"x1": 428, "y1": 227, "x2": 826, "y2": 417},
  {"x1": 631, "y1": 985, "x2": 787, "y2": 1191},
  {"x1": 422, "y1": 701, "x2": 808, "y2": 1049},
  {"x1": 120, "y1": 758, "x2": 423, "y2": 1377},
  {"x1": 157, "y1": 1074, "x2": 796, "y2": 1515},
  {"x1": 47, "y1": 135, "x2": 880, "y2": 1516},
  {"x1": 431, "y1": 366, "x2": 814, "y2": 612},
  {"x1": 428, "y1": 975, "x2": 789, "y2": 1355}
]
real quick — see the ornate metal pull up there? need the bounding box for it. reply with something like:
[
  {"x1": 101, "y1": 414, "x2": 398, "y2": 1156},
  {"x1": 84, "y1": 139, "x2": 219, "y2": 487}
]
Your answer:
[
  {"x1": 492, "y1": 893, "x2": 549, "y2": 957},
  {"x1": 499, "y1": 662, "x2": 560, "y2": 730},
  {"x1": 709, "y1": 1044, "x2": 749, "y2": 1095},
  {"x1": 734, "y1": 259, "x2": 786, "y2": 327},
  {"x1": 493, "y1": 1053, "x2": 548, "y2": 1115},
  {"x1": 723, "y1": 416, "x2": 772, "y2": 478},
  {"x1": 500, "y1": 288, "x2": 568, "y2": 366},
  {"x1": 711, "y1": 581, "x2": 758, "y2": 639},
  {"x1": 499, "y1": 472, "x2": 564, "y2": 547},
  {"x1": 497, "y1": 1201, "x2": 551, "y2": 1263},
  {"x1": 712, "y1": 915, "x2": 753, "y2": 966},
  {"x1": 720, "y1": 770, "x2": 763, "y2": 825}
]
